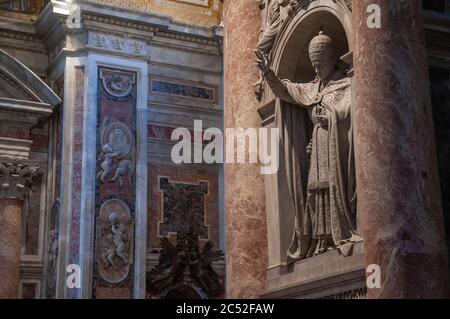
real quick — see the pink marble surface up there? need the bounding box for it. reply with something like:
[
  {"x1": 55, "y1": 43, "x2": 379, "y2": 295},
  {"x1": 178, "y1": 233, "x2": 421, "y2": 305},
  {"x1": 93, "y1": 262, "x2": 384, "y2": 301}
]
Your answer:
[
  {"x1": 67, "y1": 67, "x2": 85, "y2": 299},
  {"x1": 353, "y1": 0, "x2": 449, "y2": 298},
  {"x1": 0, "y1": 199, "x2": 22, "y2": 298},
  {"x1": 223, "y1": 0, "x2": 268, "y2": 298}
]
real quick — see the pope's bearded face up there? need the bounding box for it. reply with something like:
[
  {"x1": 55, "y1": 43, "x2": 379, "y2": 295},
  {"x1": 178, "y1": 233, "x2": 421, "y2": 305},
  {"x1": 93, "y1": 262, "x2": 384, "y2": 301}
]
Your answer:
[{"x1": 310, "y1": 53, "x2": 336, "y2": 81}]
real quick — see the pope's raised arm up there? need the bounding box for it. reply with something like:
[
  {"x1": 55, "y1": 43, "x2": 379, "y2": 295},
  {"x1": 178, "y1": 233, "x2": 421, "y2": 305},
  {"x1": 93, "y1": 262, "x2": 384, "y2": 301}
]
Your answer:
[
  {"x1": 264, "y1": 69, "x2": 298, "y2": 104},
  {"x1": 255, "y1": 50, "x2": 311, "y2": 106},
  {"x1": 260, "y1": 69, "x2": 312, "y2": 107}
]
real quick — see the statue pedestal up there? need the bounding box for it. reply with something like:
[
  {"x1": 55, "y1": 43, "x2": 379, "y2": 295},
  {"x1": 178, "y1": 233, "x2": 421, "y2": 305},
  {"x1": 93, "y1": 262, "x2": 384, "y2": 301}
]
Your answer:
[{"x1": 262, "y1": 242, "x2": 366, "y2": 299}]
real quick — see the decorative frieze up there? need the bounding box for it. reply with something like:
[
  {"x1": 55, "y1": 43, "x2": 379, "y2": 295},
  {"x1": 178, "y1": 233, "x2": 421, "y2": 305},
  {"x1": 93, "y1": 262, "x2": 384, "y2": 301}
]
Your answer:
[
  {"x1": 88, "y1": 32, "x2": 148, "y2": 56},
  {"x1": 150, "y1": 78, "x2": 216, "y2": 103},
  {"x1": 0, "y1": 162, "x2": 40, "y2": 201},
  {"x1": 156, "y1": 31, "x2": 219, "y2": 46}
]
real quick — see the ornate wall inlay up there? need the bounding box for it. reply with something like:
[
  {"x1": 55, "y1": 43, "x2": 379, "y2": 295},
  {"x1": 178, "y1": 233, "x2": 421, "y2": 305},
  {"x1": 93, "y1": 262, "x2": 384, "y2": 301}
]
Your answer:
[
  {"x1": 150, "y1": 78, "x2": 216, "y2": 103},
  {"x1": 100, "y1": 68, "x2": 136, "y2": 98},
  {"x1": 97, "y1": 116, "x2": 134, "y2": 187},
  {"x1": 0, "y1": 162, "x2": 39, "y2": 201},
  {"x1": 93, "y1": 67, "x2": 137, "y2": 298},
  {"x1": 158, "y1": 177, "x2": 209, "y2": 240},
  {"x1": 96, "y1": 199, "x2": 133, "y2": 284},
  {"x1": 148, "y1": 228, "x2": 223, "y2": 298},
  {"x1": 65, "y1": 67, "x2": 85, "y2": 299}
]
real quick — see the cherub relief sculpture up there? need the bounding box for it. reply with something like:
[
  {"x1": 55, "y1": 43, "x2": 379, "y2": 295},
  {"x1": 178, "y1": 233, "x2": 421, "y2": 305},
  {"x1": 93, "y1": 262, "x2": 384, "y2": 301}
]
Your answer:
[
  {"x1": 256, "y1": 31, "x2": 362, "y2": 261},
  {"x1": 97, "y1": 199, "x2": 132, "y2": 283},
  {"x1": 100, "y1": 68, "x2": 136, "y2": 98},
  {"x1": 102, "y1": 211, "x2": 129, "y2": 271},
  {"x1": 97, "y1": 116, "x2": 134, "y2": 187}
]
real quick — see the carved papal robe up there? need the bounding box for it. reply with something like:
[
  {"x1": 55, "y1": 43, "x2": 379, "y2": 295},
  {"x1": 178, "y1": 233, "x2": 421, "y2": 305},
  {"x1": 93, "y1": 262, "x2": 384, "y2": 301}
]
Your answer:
[{"x1": 266, "y1": 68, "x2": 362, "y2": 261}]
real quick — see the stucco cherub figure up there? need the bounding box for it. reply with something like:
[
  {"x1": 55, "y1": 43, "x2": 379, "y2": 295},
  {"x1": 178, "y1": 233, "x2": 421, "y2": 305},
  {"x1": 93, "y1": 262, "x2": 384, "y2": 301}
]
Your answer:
[
  {"x1": 97, "y1": 123, "x2": 134, "y2": 187},
  {"x1": 102, "y1": 211, "x2": 128, "y2": 271}
]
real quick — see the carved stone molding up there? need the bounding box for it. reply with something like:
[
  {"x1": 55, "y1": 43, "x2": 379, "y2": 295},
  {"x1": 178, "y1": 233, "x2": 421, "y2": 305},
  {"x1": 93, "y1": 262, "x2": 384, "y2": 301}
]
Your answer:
[
  {"x1": 88, "y1": 32, "x2": 148, "y2": 57},
  {"x1": 0, "y1": 161, "x2": 40, "y2": 201},
  {"x1": 0, "y1": 137, "x2": 33, "y2": 160}
]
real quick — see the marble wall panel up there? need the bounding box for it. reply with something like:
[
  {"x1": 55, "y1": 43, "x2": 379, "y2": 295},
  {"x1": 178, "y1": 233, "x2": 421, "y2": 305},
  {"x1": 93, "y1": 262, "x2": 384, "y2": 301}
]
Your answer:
[{"x1": 92, "y1": 67, "x2": 138, "y2": 299}]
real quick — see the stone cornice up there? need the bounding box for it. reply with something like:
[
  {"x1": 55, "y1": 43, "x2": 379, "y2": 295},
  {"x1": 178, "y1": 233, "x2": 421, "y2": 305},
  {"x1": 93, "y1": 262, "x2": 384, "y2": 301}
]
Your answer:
[
  {"x1": 76, "y1": 0, "x2": 223, "y2": 32},
  {"x1": 0, "y1": 29, "x2": 42, "y2": 46},
  {"x1": 0, "y1": 161, "x2": 40, "y2": 201},
  {"x1": 0, "y1": 49, "x2": 61, "y2": 107},
  {"x1": 0, "y1": 138, "x2": 33, "y2": 161},
  {"x1": 82, "y1": 14, "x2": 222, "y2": 49},
  {"x1": 78, "y1": 0, "x2": 223, "y2": 41},
  {"x1": 0, "y1": 98, "x2": 53, "y2": 125},
  {"x1": 1, "y1": 0, "x2": 224, "y2": 63}
]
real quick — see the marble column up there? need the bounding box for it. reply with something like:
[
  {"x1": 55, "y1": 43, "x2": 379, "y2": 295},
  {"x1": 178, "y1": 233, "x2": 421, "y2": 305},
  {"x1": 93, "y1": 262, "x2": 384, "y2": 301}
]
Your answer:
[
  {"x1": 353, "y1": 0, "x2": 449, "y2": 298},
  {"x1": 222, "y1": 0, "x2": 268, "y2": 298},
  {"x1": 0, "y1": 198, "x2": 22, "y2": 299},
  {"x1": 0, "y1": 163, "x2": 39, "y2": 298}
]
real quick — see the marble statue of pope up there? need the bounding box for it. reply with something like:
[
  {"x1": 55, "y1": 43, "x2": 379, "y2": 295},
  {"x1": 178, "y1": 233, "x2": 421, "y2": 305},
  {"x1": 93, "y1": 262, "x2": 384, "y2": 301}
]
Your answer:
[{"x1": 256, "y1": 31, "x2": 362, "y2": 260}]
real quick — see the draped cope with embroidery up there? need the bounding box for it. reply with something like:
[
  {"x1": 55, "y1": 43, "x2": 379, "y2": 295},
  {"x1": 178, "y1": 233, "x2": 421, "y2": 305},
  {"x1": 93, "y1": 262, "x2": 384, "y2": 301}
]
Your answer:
[{"x1": 266, "y1": 68, "x2": 362, "y2": 261}]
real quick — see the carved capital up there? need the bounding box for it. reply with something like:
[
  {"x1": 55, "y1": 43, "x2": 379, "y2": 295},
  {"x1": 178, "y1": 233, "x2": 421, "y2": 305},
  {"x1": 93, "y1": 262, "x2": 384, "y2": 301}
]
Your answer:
[{"x1": 0, "y1": 162, "x2": 40, "y2": 201}]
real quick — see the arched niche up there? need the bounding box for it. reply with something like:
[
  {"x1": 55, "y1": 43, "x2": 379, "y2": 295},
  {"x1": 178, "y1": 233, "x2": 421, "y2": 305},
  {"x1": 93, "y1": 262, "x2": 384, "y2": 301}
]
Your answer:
[
  {"x1": 261, "y1": 1, "x2": 353, "y2": 268},
  {"x1": 272, "y1": 1, "x2": 352, "y2": 85}
]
